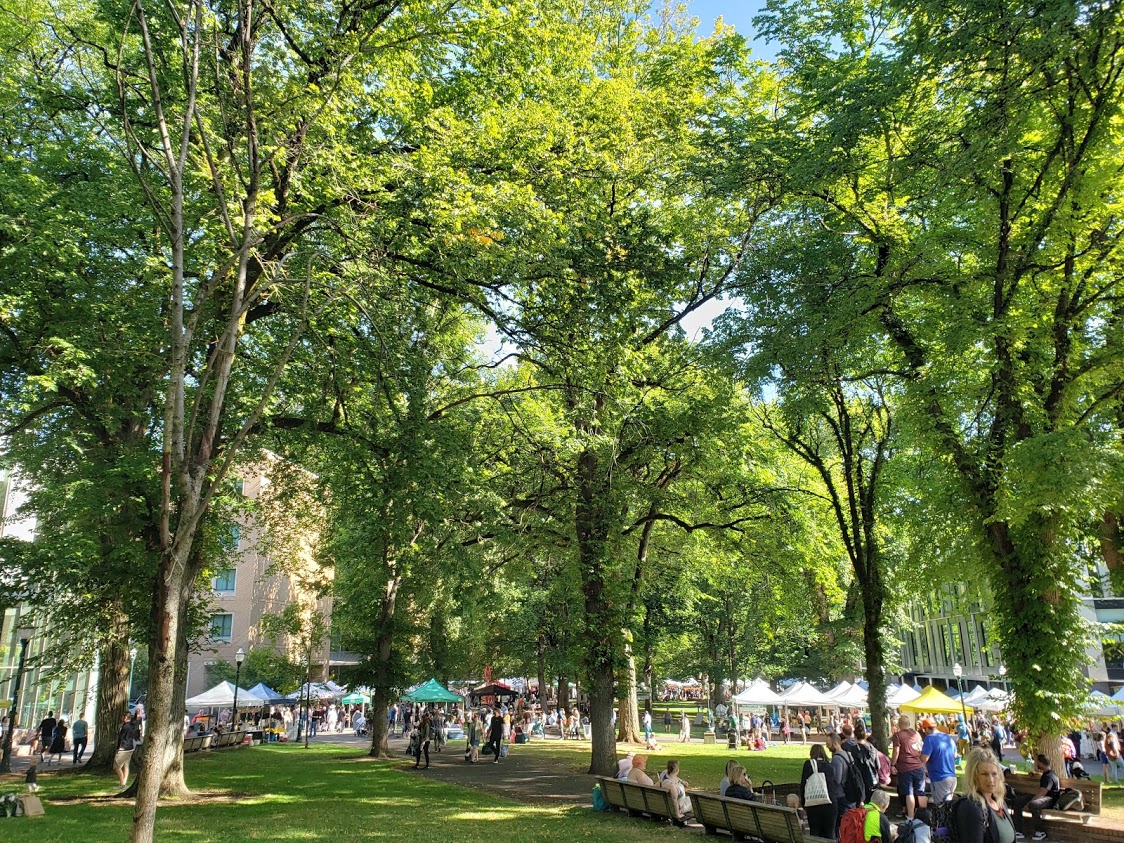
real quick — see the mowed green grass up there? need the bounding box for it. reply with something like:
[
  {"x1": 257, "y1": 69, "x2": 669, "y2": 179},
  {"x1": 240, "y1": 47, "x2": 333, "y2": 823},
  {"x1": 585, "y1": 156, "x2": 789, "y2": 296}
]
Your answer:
[{"x1": 0, "y1": 744, "x2": 683, "y2": 843}]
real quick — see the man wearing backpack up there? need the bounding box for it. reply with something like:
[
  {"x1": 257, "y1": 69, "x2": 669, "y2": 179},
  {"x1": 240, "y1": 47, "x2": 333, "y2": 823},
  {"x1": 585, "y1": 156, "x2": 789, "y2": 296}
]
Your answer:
[
  {"x1": 830, "y1": 732, "x2": 867, "y2": 837},
  {"x1": 919, "y1": 717, "x2": 958, "y2": 804},
  {"x1": 841, "y1": 724, "x2": 876, "y2": 803},
  {"x1": 839, "y1": 788, "x2": 892, "y2": 843}
]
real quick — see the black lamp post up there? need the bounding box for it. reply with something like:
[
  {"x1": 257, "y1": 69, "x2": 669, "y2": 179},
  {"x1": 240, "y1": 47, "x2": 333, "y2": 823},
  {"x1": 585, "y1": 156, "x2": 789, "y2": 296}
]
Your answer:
[
  {"x1": 232, "y1": 647, "x2": 245, "y2": 730},
  {"x1": 0, "y1": 626, "x2": 35, "y2": 773},
  {"x1": 953, "y1": 662, "x2": 969, "y2": 729},
  {"x1": 127, "y1": 645, "x2": 138, "y2": 701}
]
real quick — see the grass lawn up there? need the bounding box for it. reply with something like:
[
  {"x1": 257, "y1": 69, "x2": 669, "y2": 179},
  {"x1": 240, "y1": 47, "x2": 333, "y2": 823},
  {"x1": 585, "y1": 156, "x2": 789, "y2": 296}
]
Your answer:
[{"x1": 0, "y1": 745, "x2": 682, "y2": 842}]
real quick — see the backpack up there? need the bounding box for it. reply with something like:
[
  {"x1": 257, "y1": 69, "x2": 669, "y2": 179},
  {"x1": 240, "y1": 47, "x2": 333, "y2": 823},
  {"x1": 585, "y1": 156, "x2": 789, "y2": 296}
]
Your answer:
[
  {"x1": 897, "y1": 818, "x2": 932, "y2": 843},
  {"x1": 876, "y1": 749, "x2": 893, "y2": 786},
  {"x1": 839, "y1": 806, "x2": 868, "y2": 843},
  {"x1": 839, "y1": 751, "x2": 866, "y2": 806},
  {"x1": 1055, "y1": 787, "x2": 1083, "y2": 810},
  {"x1": 592, "y1": 783, "x2": 612, "y2": 812},
  {"x1": 853, "y1": 742, "x2": 878, "y2": 798},
  {"x1": 931, "y1": 796, "x2": 978, "y2": 843}
]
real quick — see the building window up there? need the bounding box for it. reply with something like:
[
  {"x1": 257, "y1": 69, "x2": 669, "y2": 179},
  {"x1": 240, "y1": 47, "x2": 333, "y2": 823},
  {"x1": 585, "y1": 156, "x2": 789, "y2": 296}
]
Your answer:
[
  {"x1": 212, "y1": 569, "x2": 236, "y2": 594},
  {"x1": 235, "y1": 479, "x2": 245, "y2": 496},
  {"x1": 210, "y1": 614, "x2": 233, "y2": 642},
  {"x1": 231, "y1": 524, "x2": 241, "y2": 550}
]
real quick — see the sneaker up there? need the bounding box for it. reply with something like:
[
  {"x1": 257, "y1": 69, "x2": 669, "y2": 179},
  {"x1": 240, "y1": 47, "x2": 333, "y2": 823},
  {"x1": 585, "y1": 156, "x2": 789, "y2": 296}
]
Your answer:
[
  {"x1": 1015, "y1": 834, "x2": 1025, "y2": 840},
  {"x1": 1032, "y1": 834, "x2": 1047, "y2": 841}
]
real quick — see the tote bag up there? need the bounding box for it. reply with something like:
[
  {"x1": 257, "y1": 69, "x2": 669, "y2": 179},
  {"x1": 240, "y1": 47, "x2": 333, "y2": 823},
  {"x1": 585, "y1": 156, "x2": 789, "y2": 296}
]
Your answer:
[{"x1": 804, "y1": 759, "x2": 832, "y2": 807}]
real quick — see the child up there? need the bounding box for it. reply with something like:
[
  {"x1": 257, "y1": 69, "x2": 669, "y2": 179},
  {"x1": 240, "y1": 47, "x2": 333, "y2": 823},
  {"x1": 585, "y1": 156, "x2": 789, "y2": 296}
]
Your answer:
[{"x1": 26, "y1": 760, "x2": 40, "y2": 792}]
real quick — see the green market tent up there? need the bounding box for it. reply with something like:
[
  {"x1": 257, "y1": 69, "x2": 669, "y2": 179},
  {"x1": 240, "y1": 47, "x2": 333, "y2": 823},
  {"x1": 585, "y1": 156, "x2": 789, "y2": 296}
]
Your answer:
[
  {"x1": 341, "y1": 691, "x2": 370, "y2": 705},
  {"x1": 403, "y1": 678, "x2": 461, "y2": 704}
]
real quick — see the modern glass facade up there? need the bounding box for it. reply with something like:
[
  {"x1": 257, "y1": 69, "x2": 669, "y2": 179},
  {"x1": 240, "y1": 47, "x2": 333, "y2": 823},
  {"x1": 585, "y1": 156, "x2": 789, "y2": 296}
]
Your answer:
[{"x1": 0, "y1": 607, "x2": 98, "y2": 732}]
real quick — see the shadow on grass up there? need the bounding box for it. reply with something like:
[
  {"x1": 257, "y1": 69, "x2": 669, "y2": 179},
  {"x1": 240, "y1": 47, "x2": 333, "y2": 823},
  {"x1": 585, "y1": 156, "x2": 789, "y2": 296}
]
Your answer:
[{"x1": 0, "y1": 744, "x2": 686, "y2": 842}]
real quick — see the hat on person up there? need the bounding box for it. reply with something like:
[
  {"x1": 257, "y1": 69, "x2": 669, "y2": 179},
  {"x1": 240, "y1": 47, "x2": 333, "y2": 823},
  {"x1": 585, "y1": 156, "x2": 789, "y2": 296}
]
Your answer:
[{"x1": 919, "y1": 717, "x2": 936, "y2": 730}]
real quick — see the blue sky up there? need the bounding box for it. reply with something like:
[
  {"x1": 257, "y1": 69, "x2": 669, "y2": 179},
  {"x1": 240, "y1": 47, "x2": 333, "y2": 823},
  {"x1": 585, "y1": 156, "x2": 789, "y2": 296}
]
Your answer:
[{"x1": 687, "y1": 0, "x2": 776, "y2": 59}]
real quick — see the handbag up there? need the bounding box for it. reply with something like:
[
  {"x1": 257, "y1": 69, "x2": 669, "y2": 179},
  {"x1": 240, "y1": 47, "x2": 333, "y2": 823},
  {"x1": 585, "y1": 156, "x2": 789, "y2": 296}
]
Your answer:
[{"x1": 804, "y1": 759, "x2": 832, "y2": 807}]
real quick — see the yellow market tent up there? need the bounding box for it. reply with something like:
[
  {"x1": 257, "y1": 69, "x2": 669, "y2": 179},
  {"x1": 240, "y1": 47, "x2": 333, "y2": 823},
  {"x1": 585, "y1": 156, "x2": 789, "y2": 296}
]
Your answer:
[{"x1": 899, "y1": 686, "x2": 973, "y2": 715}]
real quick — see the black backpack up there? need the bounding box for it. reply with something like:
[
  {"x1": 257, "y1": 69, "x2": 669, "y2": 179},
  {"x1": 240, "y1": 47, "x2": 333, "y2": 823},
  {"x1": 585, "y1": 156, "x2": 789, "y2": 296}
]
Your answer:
[
  {"x1": 931, "y1": 796, "x2": 978, "y2": 843},
  {"x1": 853, "y1": 742, "x2": 878, "y2": 799},
  {"x1": 1055, "y1": 787, "x2": 1083, "y2": 810},
  {"x1": 839, "y1": 750, "x2": 866, "y2": 806}
]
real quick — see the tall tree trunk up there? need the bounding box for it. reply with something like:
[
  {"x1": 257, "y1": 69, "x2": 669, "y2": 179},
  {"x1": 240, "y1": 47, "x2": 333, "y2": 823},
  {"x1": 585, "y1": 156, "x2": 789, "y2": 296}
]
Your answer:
[
  {"x1": 576, "y1": 439, "x2": 618, "y2": 776},
  {"x1": 368, "y1": 572, "x2": 399, "y2": 758},
  {"x1": 159, "y1": 612, "x2": 191, "y2": 796},
  {"x1": 615, "y1": 636, "x2": 642, "y2": 743},
  {"x1": 536, "y1": 635, "x2": 547, "y2": 705},
  {"x1": 557, "y1": 674, "x2": 566, "y2": 708},
  {"x1": 131, "y1": 547, "x2": 194, "y2": 841},
  {"x1": 87, "y1": 616, "x2": 131, "y2": 772}
]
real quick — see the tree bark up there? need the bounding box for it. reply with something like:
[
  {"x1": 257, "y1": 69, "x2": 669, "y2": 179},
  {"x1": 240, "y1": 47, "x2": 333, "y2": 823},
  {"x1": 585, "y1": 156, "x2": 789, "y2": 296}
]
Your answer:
[
  {"x1": 87, "y1": 615, "x2": 131, "y2": 772},
  {"x1": 367, "y1": 572, "x2": 400, "y2": 758},
  {"x1": 615, "y1": 637, "x2": 642, "y2": 743},
  {"x1": 536, "y1": 635, "x2": 547, "y2": 706}
]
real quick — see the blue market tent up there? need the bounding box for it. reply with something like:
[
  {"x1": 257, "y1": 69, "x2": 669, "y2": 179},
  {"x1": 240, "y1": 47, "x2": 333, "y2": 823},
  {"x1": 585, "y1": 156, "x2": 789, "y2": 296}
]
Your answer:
[{"x1": 247, "y1": 682, "x2": 286, "y2": 704}]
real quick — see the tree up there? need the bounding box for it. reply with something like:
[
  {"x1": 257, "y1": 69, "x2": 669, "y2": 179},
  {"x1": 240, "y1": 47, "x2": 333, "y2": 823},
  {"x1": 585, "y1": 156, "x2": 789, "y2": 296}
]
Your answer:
[
  {"x1": 753, "y1": 0, "x2": 1124, "y2": 764},
  {"x1": 394, "y1": 8, "x2": 773, "y2": 772}
]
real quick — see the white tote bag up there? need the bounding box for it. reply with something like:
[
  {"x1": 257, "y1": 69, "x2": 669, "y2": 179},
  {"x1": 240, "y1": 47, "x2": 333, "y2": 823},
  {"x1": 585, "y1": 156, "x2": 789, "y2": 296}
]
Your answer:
[{"x1": 804, "y1": 759, "x2": 832, "y2": 807}]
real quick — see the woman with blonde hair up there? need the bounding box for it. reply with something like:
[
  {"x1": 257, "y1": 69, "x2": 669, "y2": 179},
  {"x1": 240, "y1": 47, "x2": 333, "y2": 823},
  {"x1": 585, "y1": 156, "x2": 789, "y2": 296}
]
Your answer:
[
  {"x1": 725, "y1": 764, "x2": 756, "y2": 801},
  {"x1": 955, "y1": 747, "x2": 1016, "y2": 843},
  {"x1": 719, "y1": 759, "x2": 740, "y2": 796}
]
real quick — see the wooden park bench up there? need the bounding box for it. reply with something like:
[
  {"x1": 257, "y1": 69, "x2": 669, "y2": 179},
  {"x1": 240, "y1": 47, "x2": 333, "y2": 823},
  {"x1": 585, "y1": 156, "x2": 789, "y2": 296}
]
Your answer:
[
  {"x1": 686, "y1": 790, "x2": 833, "y2": 843},
  {"x1": 1005, "y1": 771, "x2": 1101, "y2": 824},
  {"x1": 595, "y1": 776, "x2": 685, "y2": 825}
]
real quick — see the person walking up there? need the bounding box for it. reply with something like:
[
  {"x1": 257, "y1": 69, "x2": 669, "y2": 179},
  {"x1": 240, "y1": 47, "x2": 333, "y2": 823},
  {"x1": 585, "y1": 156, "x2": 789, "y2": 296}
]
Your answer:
[
  {"x1": 114, "y1": 713, "x2": 140, "y2": 787},
  {"x1": 37, "y1": 710, "x2": 57, "y2": 761},
  {"x1": 413, "y1": 711, "x2": 433, "y2": 769},
  {"x1": 955, "y1": 748, "x2": 1016, "y2": 843},
  {"x1": 47, "y1": 718, "x2": 68, "y2": 765},
  {"x1": 679, "y1": 711, "x2": 691, "y2": 743},
  {"x1": 487, "y1": 708, "x2": 505, "y2": 762},
  {"x1": 800, "y1": 743, "x2": 839, "y2": 839},
  {"x1": 643, "y1": 709, "x2": 653, "y2": 743},
  {"x1": 71, "y1": 713, "x2": 89, "y2": 765}
]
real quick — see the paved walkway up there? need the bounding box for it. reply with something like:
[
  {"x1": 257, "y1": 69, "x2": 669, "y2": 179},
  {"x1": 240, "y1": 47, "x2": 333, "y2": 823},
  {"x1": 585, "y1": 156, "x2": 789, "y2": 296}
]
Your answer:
[{"x1": 393, "y1": 735, "x2": 593, "y2": 807}]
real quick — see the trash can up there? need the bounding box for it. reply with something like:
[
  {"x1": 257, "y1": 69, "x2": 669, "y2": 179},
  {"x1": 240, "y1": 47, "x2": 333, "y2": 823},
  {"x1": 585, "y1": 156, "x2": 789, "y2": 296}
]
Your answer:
[{"x1": 727, "y1": 729, "x2": 738, "y2": 749}]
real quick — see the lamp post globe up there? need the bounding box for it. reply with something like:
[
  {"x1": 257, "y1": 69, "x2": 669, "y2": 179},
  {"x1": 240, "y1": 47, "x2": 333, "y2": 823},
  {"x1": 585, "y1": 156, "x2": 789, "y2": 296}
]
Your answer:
[
  {"x1": 0, "y1": 626, "x2": 35, "y2": 774},
  {"x1": 232, "y1": 648, "x2": 246, "y2": 730}
]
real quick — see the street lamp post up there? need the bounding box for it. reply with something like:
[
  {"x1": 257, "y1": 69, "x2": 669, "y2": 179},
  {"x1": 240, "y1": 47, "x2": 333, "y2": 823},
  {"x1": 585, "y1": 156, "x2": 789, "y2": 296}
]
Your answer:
[
  {"x1": 953, "y1": 662, "x2": 969, "y2": 730},
  {"x1": 128, "y1": 645, "x2": 138, "y2": 701},
  {"x1": 232, "y1": 648, "x2": 245, "y2": 730},
  {"x1": 0, "y1": 626, "x2": 35, "y2": 774}
]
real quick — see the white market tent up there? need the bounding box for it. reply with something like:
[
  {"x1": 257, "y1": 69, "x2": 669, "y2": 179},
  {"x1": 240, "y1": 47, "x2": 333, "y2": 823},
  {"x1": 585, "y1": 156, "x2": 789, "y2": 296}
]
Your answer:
[
  {"x1": 1112, "y1": 686, "x2": 1124, "y2": 703},
  {"x1": 974, "y1": 689, "x2": 1010, "y2": 713},
  {"x1": 825, "y1": 681, "x2": 853, "y2": 701},
  {"x1": 286, "y1": 681, "x2": 340, "y2": 701},
  {"x1": 732, "y1": 678, "x2": 783, "y2": 707},
  {"x1": 186, "y1": 681, "x2": 264, "y2": 709},
  {"x1": 887, "y1": 684, "x2": 922, "y2": 706},
  {"x1": 779, "y1": 681, "x2": 833, "y2": 707},
  {"x1": 1089, "y1": 691, "x2": 1121, "y2": 717},
  {"x1": 835, "y1": 684, "x2": 869, "y2": 707},
  {"x1": 961, "y1": 686, "x2": 994, "y2": 707}
]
